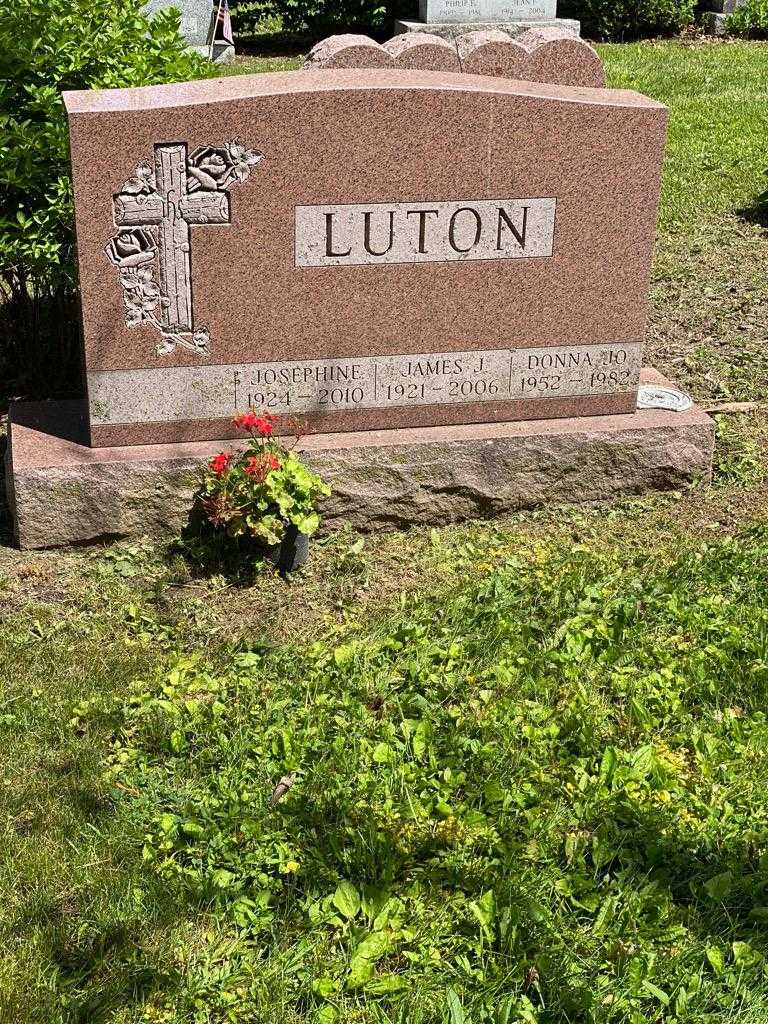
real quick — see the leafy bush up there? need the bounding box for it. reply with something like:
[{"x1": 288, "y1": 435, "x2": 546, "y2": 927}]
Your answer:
[
  {"x1": 727, "y1": 0, "x2": 768, "y2": 37},
  {"x1": 235, "y1": 0, "x2": 416, "y2": 34},
  {"x1": 560, "y1": 0, "x2": 695, "y2": 40},
  {"x1": 228, "y1": 0, "x2": 282, "y2": 40},
  {"x1": 281, "y1": 0, "x2": 386, "y2": 32},
  {"x1": 0, "y1": 0, "x2": 212, "y2": 395}
]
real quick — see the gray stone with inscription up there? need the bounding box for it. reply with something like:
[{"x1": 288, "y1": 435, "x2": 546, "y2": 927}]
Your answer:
[
  {"x1": 420, "y1": 0, "x2": 556, "y2": 23},
  {"x1": 296, "y1": 199, "x2": 556, "y2": 267},
  {"x1": 396, "y1": 0, "x2": 580, "y2": 38},
  {"x1": 87, "y1": 344, "x2": 643, "y2": 427},
  {"x1": 144, "y1": 0, "x2": 235, "y2": 63}
]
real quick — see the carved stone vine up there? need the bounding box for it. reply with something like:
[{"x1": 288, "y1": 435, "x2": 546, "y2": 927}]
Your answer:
[{"x1": 106, "y1": 140, "x2": 263, "y2": 357}]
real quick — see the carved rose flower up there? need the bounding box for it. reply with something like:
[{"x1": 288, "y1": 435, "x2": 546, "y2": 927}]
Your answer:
[
  {"x1": 192, "y1": 328, "x2": 210, "y2": 353},
  {"x1": 187, "y1": 146, "x2": 235, "y2": 191},
  {"x1": 105, "y1": 228, "x2": 156, "y2": 268}
]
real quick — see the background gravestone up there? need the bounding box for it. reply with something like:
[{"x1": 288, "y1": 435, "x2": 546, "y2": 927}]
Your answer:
[
  {"x1": 145, "y1": 0, "x2": 234, "y2": 62},
  {"x1": 699, "y1": 0, "x2": 746, "y2": 34},
  {"x1": 395, "y1": 0, "x2": 580, "y2": 40}
]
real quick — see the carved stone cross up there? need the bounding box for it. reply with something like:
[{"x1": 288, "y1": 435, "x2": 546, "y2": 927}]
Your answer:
[{"x1": 112, "y1": 142, "x2": 230, "y2": 334}]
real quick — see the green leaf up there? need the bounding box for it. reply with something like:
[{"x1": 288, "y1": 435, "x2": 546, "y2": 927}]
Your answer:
[
  {"x1": 706, "y1": 945, "x2": 724, "y2": 975},
  {"x1": 332, "y1": 880, "x2": 360, "y2": 919},
  {"x1": 630, "y1": 744, "x2": 655, "y2": 779},
  {"x1": 732, "y1": 941, "x2": 759, "y2": 964},
  {"x1": 364, "y1": 974, "x2": 407, "y2": 995},
  {"x1": 158, "y1": 813, "x2": 175, "y2": 833},
  {"x1": 412, "y1": 719, "x2": 430, "y2": 758},
  {"x1": 642, "y1": 981, "x2": 670, "y2": 1006},
  {"x1": 469, "y1": 890, "x2": 496, "y2": 933},
  {"x1": 351, "y1": 931, "x2": 389, "y2": 965},
  {"x1": 599, "y1": 745, "x2": 618, "y2": 786},
  {"x1": 704, "y1": 871, "x2": 732, "y2": 901},
  {"x1": 446, "y1": 988, "x2": 466, "y2": 1024},
  {"x1": 312, "y1": 976, "x2": 338, "y2": 999},
  {"x1": 333, "y1": 644, "x2": 355, "y2": 667},
  {"x1": 347, "y1": 931, "x2": 390, "y2": 989}
]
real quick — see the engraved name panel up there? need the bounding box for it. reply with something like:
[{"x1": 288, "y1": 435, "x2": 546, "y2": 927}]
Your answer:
[
  {"x1": 89, "y1": 342, "x2": 642, "y2": 425},
  {"x1": 295, "y1": 198, "x2": 556, "y2": 267},
  {"x1": 420, "y1": 0, "x2": 556, "y2": 21}
]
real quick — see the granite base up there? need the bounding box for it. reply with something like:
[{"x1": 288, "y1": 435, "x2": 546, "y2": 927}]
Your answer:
[
  {"x1": 394, "y1": 17, "x2": 581, "y2": 37},
  {"x1": 5, "y1": 372, "x2": 713, "y2": 550}
]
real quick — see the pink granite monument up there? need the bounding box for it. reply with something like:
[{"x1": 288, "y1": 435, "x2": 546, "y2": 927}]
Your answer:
[
  {"x1": 64, "y1": 68, "x2": 667, "y2": 448},
  {"x1": 3, "y1": 65, "x2": 717, "y2": 551}
]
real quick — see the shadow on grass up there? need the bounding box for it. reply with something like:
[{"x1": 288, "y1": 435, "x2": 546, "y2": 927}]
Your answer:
[
  {"x1": 172, "y1": 512, "x2": 306, "y2": 585},
  {"x1": 737, "y1": 186, "x2": 768, "y2": 230},
  {"x1": 234, "y1": 29, "x2": 318, "y2": 56}
]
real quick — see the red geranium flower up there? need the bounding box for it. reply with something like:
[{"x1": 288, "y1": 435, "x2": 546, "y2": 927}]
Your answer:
[
  {"x1": 210, "y1": 451, "x2": 231, "y2": 475},
  {"x1": 244, "y1": 452, "x2": 281, "y2": 481},
  {"x1": 233, "y1": 410, "x2": 277, "y2": 436}
]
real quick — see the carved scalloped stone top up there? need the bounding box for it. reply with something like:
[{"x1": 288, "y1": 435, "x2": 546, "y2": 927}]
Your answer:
[{"x1": 304, "y1": 29, "x2": 606, "y2": 89}]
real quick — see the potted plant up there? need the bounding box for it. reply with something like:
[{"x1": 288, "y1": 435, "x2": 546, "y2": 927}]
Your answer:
[{"x1": 193, "y1": 411, "x2": 331, "y2": 573}]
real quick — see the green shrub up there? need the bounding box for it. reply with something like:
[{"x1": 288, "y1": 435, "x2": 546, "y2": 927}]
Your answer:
[
  {"x1": 0, "y1": 0, "x2": 212, "y2": 396},
  {"x1": 273, "y1": 0, "x2": 415, "y2": 34},
  {"x1": 727, "y1": 0, "x2": 768, "y2": 37},
  {"x1": 229, "y1": 0, "x2": 281, "y2": 40},
  {"x1": 560, "y1": 0, "x2": 695, "y2": 40}
]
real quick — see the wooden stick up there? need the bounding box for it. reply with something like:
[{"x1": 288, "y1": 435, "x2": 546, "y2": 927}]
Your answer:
[{"x1": 703, "y1": 402, "x2": 763, "y2": 415}]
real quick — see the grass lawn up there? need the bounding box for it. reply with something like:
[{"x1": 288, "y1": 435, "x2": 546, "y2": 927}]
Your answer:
[{"x1": 2, "y1": 38, "x2": 768, "y2": 1024}]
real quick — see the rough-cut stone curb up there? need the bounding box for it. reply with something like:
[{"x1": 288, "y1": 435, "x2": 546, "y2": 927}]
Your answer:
[
  {"x1": 6, "y1": 372, "x2": 714, "y2": 550},
  {"x1": 304, "y1": 25, "x2": 604, "y2": 89},
  {"x1": 382, "y1": 32, "x2": 461, "y2": 72}
]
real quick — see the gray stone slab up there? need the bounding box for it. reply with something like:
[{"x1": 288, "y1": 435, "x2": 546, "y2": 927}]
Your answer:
[
  {"x1": 419, "y1": 0, "x2": 557, "y2": 23},
  {"x1": 87, "y1": 343, "x2": 642, "y2": 427},
  {"x1": 706, "y1": 0, "x2": 746, "y2": 13},
  {"x1": 144, "y1": 0, "x2": 234, "y2": 62},
  {"x1": 395, "y1": 17, "x2": 580, "y2": 37},
  {"x1": 6, "y1": 371, "x2": 714, "y2": 549}
]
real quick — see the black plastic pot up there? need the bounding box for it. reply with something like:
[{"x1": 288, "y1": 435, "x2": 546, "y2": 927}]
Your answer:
[{"x1": 272, "y1": 524, "x2": 310, "y2": 575}]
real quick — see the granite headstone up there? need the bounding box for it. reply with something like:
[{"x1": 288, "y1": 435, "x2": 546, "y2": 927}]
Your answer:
[{"x1": 63, "y1": 69, "x2": 667, "y2": 447}]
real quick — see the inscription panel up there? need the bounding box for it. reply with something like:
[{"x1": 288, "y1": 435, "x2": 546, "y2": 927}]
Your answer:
[
  {"x1": 295, "y1": 198, "x2": 556, "y2": 267},
  {"x1": 89, "y1": 342, "x2": 642, "y2": 425},
  {"x1": 420, "y1": 0, "x2": 557, "y2": 21}
]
